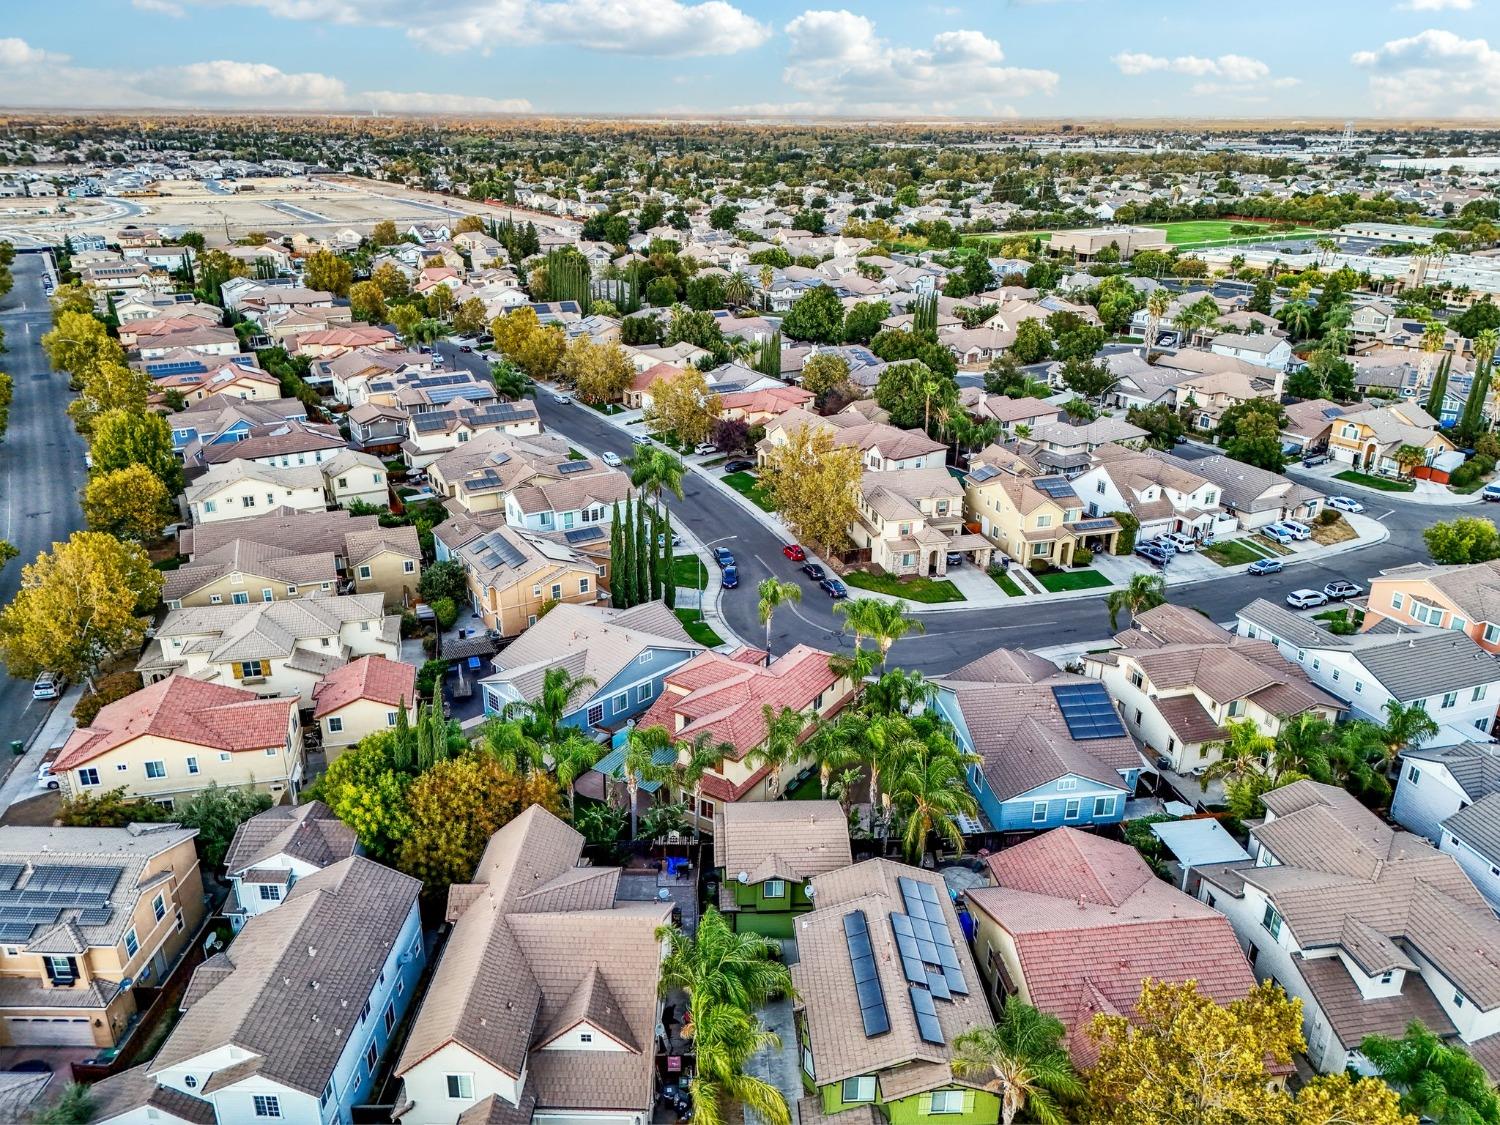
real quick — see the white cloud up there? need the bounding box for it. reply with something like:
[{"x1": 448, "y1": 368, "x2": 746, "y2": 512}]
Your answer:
[
  {"x1": 782, "y1": 9, "x2": 1057, "y2": 115},
  {"x1": 0, "y1": 39, "x2": 531, "y2": 113},
  {"x1": 1111, "y1": 51, "x2": 1272, "y2": 82},
  {"x1": 131, "y1": 0, "x2": 186, "y2": 15},
  {"x1": 171, "y1": 0, "x2": 769, "y2": 56},
  {"x1": 1396, "y1": 0, "x2": 1475, "y2": 10},
  {"x1": 1352, "y1": 28, "x2": 1500, "y2": 114}
]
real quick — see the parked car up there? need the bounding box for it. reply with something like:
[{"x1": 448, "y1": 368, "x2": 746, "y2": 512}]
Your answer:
[
  {"x1": 783, "y1": 544, "x2": 806, "y2": 562},
  {"x1": 459, "y1": 344, "x2": 472, "y2": 353},
  {"x1": 1286, "y1": 589, "x2": 1328, "y2": 609},
  {"x1": 1164, "y1": 533, "x2": 1197, "y2": 553},
  {"x1": 656, "y1": 532, "x2": 683, "y2": 549},
  {"x1": 1483, "y1": 483, "x2": 1500, "y2": 503},
  {"x1": 723, "y1": 459, "x2": 755, "y2": 473},
  {"x1": 1328, "y1": 496, "x2": 1364, "y2": 514},
  {"x1": 1323, "y1": 580, "x2": 1364, "y2": 601},
  {"x1": 31, "y1": 672, "x2": 62, "y2": 701},
  {"x1": 1280, "y1": 520, "x2": 1313, "y2": 541},
  {"x1": 820, "y1": 577, "x2": 848, "y2": 599},
  {"x1": 551, "y1": 392, "x2": 571, "y2": 404},
  {"x1": 631, "y1": 433, "x2": 653, "y2": 447},
  {"x1": 1301, "y1": 453, "x2": 1330, "y2": 468},
  {"x1": 693, "y1": 442, "x2": 717, "y2": 457},
  {"x1": 713, "y1": 547, "x2": 735, "y2": 568},
  {"x1": 945, "y1": 552, "x2": 963, "y2": 566},
  {"x1": 1247, "y1": 558, "x2": 1284, "y2": 576},
  {"x1": 802, "y1": 562, "x2": 826, "y2": 581},
  {"x1": 601, "y1": 451, "x2": 622, "y2": 468},
  {"x1": 1262, "y1": 525, "x2": 1297, "y2": 546},
  {"x1": 721, "y1": 565, "x2": 739, "y2": 589},
  {"x1": 1135, "y1": 543, "x2": 1171, "y2": 566},
  {"x1": 36, "y1": 763, "x2": 58, "y2": 791}
]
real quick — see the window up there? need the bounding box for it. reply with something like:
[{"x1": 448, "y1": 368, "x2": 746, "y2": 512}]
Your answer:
[
  {"x1": 1453, "y1": 617, "x2": 1469, "y2": 633},
  {"x1": 124, "y1": 928, "x2": 139, "y2": 957},
  {"x1": 1380, "y1": 971, "x2": 1394, "y2": 984},
  {"x1": 186, "y1": 757, "x2": 199, "y2": 775},
  {"x1": 153, "y1": 894, "x2": 166, "y2": 922},
  {"x1": 764, "y1": 879, "x2": 786, "y2": 899},
  {"x1": 1093, "y1": 795, "x2": 1113, "y2": 818},
  {"x1": 1478, "y1": 718, "x2": 1492, "y2": 731},
  {"x1": 1355, "y1": 681, "x2": 1364, "y2": 694},
  {"x1": 612, "y1": 692, "x2": 628, "y2": 712},
  {"x1": 842, "y1": 1077, "x2": 876, "y2": 1103},
  {"x1": 446, "y1": 1075, "x2": 474, "y2": 1100},
  {"x1": 1407, "y1": 765, "x2": 1421, "y2": 785},
  {"x1": 1455, "y1": 991, "x2": 1466, "y2": 1009},
  {"x1": 930, "y1": 1091, "x2": 964, "y2": 1115},
  {"x1": 1391, "y1": 592, "x2": 1404, "y2": 611},
  {"x1": 1262, "y1": 903, "x2": 1283, "y2": 940},
  {"x1": 387, "y1": 711, "x2": 399, "y2": 726},
  {"x1": 320, "y1": 1080, "x2": 335, "y2": 1109},
  {"x1": 78, "y1": 768, "x2": 99, "y2": 787},
  {"x1": 46, "y1": 956, "x2": 76, "y2": 985},
  {"x1": 358, "y1": 565, "x2": 372, "y2": 579},
  {"x1": 580, "y1": 1032, "x2": 593, "y2": 1042},
  {"x1": 1476, "y1": 685, "x2": 1489, "y2": 702},
  {"x1": 1031, "y1": 801, "x2": 1049, "y2": 824},
  {"x1": 579, "y1": 578, "x2": 590, "y2": 594},
  {"x1": 266, "y1": 747, "x2": 278, "y2": 756},
  {"x1": 365, "y1": 1041, "x2": 378, "y2": 1071},
  {"x1": 1057, "y1": 778, "x2": 1077, "y2": 791},
  {"x1": 396, "y1": 976, "x2": 406, "y2": 997},
  {"x1": 252, "y1": 1095, "x2": 281, "y2": 1118},
  {"x1": 145, "y1": 761, "x2": 166, "y2": 779},
  {"x1": 1442, "y1": 691, "x2": 1458, "y2": 710},
  {"x1": 587, "y1": 704, "x2": 604, "y2": 726},
  {"x1": 359, "y1": 998, "x2": 371, "y2": 1024},
  {"x1": 209, "y1": 594, "x2": 223, "y2": 605},
  {"x1": 1331, "y1": 669, "x2": 1341, "y2": 683},
  {"x1": 403, "y1": 560, "x2": 416, "y2": 573},
  {"x1": 384, "y1": 1001, "x2": 396, "y2": 1032},
  {"x1": 637, "y1": 682, "x2": 653, "y2": 703},
  {"x1": 261, "y1": 588, "x2": 274, "y2": 602},
  {"x1": 1036, "y1": 514, "x2": 1051, "y2": 529},
  {"x1": 242, "y1": 495, "x2": 256, "y2": 509},
  {"x1": 1064, "y1": 798, "x2": 1081, "y2": 820},
  {"x1": 219, "y1": 752, "x2": 231, "y2": 762},
  {"x1": 259, "y1": 884, "x2": 281, "y2": 902},
  {"x1": 1311, "y1": 658, "x2": 1321, "y2": 671},
  {"x1": 328, "y1": 716, "x2": 344, "y2": 733},
  {"x1": 203, "y1": 500, "x2": 217, "y2": 514}
]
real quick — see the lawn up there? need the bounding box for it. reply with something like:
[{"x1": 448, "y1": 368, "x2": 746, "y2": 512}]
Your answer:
[
  {"x1": 674, "y1": 608, "x2": 724, "y2": 647},
  {"x1": 722, "y1": 471, "x2": 777, "y2": 511},
  {"x1": 1334, "y1": 469, "x2": 1415, "y2": 493},
  {"x1": 1202, "y1": 539, "x2": 1268, "y2": 567},
  {"x1": 1035, "y1": 568, "x2": 1112, "y2": 593},
  {"x1": 671, "y1": 553, "x2": 708, "y2": 589},
  {"x1": 842, "y1": 570, "x2": 966, "y2": 603},
  {"x1": 991, "y1": 569, "x2": 1026, "y2": 597},
  {"x1": 1146, "y1": 220, "x2": 1328, "y2": 249}
]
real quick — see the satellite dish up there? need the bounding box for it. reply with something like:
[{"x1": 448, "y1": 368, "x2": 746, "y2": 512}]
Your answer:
[
  {"x1": 736, "y1": 871, "x2": 749, "y2": 884},
  {"x1": 806, "y1": 884, "x2": 817, "y2": 898}
]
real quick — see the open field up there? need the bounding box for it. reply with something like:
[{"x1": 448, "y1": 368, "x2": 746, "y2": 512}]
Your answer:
[{"x1": 963, "y1": 221, "x2": 1329, "y2": 255}]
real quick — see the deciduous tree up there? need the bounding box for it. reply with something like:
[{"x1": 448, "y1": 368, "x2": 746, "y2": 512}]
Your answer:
[
  {"x1": 562, "y1": 336, "x2": 634, "y2": 404},
  {"x1": 370, "y1": 219, "x2": 400, "y2": 246},
  {"x1": 303, "y1": 248, "x2": 352, "y2": 296},
  {"x1": 43, "y1": 310, "x2": 123, "y2": 380},
  {"x1": 452, "y1": 296, "x2": 487, "y2": 337},
  {"x1": 646, "y1": 365, "x2": 720, "y2": 445},
  {"x1": 67, "y1": 362, "x2": 151, "y2": 436},
  {"x1": 759, "y1": 425, "x2": 861, "y2": 553},
  {"x1": 313, "y1": 734, "x2": 412, "y2": 862},
  {"x1": 89, "y1": 409, "x2": 183, "y2": 494},
  {"x1": 1424, "y1": 515, "x2": 1500, "y2": 564},
  {"x1": 781, "y1": 285, "x2": 845, "y2": 343},
  {"x1": 82, "y1": 464, "x2": 173, "y2": 542},
  {"x1": 348, "y1": 280, "x2": 386, "y2": 323}
]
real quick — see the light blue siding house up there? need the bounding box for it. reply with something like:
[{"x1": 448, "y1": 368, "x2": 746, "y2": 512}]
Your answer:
[
  {"x1": 1395, "y1": 742, "x2": 1500, "y2": 910},
  {"x1": 937, "y1": 647, "x2": 1143, "y2": 833},
  {"x1": 479, "y1": 600, "x2": 703, "y2": 734}
]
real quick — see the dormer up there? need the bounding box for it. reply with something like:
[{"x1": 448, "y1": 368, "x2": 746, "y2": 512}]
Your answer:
[{"x1": 1333, "y1": 917, "x2": 1413, "y2": 1000}]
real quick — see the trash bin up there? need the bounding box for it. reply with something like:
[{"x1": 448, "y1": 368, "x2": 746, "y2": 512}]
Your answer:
[{"x1": 9, "y1": 741, "x2": 23, "y2": 756}]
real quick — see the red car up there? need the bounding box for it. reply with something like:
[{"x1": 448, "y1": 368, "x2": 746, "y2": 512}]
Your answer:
[{"x1": 782, "y1": 544, "x2": 806, "y2": 562}]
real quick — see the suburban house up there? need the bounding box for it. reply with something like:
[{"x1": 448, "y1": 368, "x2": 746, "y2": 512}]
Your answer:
[
  {"x1": 1072, "y1": 445, "x2": 1235, "y2": 543},
  {"x1": 222, "y1": 801, "x2": 358, "y2": 931},
  {"x1": 965, "y1": 829, "x2": 1256, "y2": 1066},
  {"x1": 1325, "y1": 401, "x2": 1456, "y2": 475},
  {"x1": 449, "y1": 522, "x2": 611, "y2": 638},
  {"x1": 0, "y1": 824, "x2": 204, "y2": 1048},
  {"x1": 289, "y1": 325, "x2": 399, "y2": 359},
  {"x1": 401, "y1": 400, "x2": 544, "y2": 469},
  {"x1": 136, "y1": 594, "x2": 400, "y2": 707},
  {"x1": 185, "y1": 462, "x2": 329, "y2": 525},
  {"x1": 964, "y1": 454, "x2": 1120, "y2": 569},
  {"x1": 184, "y1": 418, "x2": 347, "y2": 471},
  {"x1": 311, "y1": 655, "x2": 419, "y2": 756},
  {"x1": 141, "y1": 857, "x2": 425, "y2": 1125},
  {"x1": 714, "y1": 800, "x2": 852, "y2": 938},
  {"x1": 343, "y1": 525, "x2": 423, "y2": 607},
  {"x1": 1186, "y1": 454, "x2": 1325, "y2": 531},
  {"x1": 1236, "y1": 598, "x2": 1500, "y2": 744},
  {"x1": 935, "y1": 647, "x2": 1145, "y2": 833},
  {"x1": 430, "y1": 435, "x2": 634, "y2": 530},
  {"x1": 852, "y1": 467, "x2": 991, "y2": 577},
  {"x1": 394, "y1": 806, "x2": 671, "y2": 1125},
  {"x1": 1196, "y1": 780, "x2": 1500, "y2": 1079},
  {"x1": 478, "y1": 601, "x2": 701, "y2": 732},
  {"x1": 56, "y1": 678, "x2": 302, "y2": 807},
  {"x1": 958, "y1": 391, "x2": 1063, "y2": 438},
  {"x1": 167, "y1": 395, "x2": 309, "y2": 451},
  {"x1": 321, "y1": 448, "x2": 391, "y2": 510},
  {"x1": 758, "y1": 407, "x2": 947, "y2": 473},
  {"x1": 1393, "y1": 741, "x2": 1500, "y2": 910},
  {"x1": 162, "y1": 539, "x2": 340, "y2": 610},
  {"x1": 1024, "y1": 417, "x2": 1150, "y2": 475},
  {"x1": 1209, "y1": 332, "x2": 1293, "y2": 371},
  {"x1": 792, "y1": 860, "x2": 1000, "y2": 1125},
  {"x1": 716, "y1": 384, "x2": 815, "y2": 425},
  {"x1": 631, "y1": 645, "x2": 856, "y2": 823},
  {"x1": 1280, "y1": 399, "x2": 1374, "y2": 458},
  {"x1": 1166, "y1": 367, "x2": 1282, "y2": 431},
  {"x1": 1364, "y1": 559, "x2": 1500, "y2": 655},
  {"x1": 1084, "y1": 605, "x2": 1345, "y2": 774}
]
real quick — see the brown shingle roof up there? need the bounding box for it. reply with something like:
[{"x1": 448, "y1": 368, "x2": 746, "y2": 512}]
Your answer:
[{"x1": 713, "y1": 800, "x2": 852, "y2": 883}]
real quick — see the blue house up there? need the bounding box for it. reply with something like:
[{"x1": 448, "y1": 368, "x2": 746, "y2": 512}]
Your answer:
[
  {"x1": 936, "y1": 647, "x2": 1144, "y2": 833},
  {"x1": 165, "y1": 398, "x2": 310, "y2": 453},
  {"x1": 479, "y1": 600, "x2": 703, "y2": 733}
]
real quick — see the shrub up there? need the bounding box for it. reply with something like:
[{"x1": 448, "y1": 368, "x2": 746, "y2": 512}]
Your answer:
[
  {"x1": 72, "y1": 670, "x2": 142, "y2": 727},
  {"x1": 1317, "y1": 508, "x2": 1341, "y2": 526},
  {"x1": 416, "y1": 658, "x2": 448, "y2": 698},
  {"x1": 1110, "y1": 511, "x2": 1139, "y2": 555},
  {"x1": 1073, "y1": 547, "x2": 1094, "y2": 567},
  {"x1": 430, "y1": 597, "x2": 459, "y2": 629}
]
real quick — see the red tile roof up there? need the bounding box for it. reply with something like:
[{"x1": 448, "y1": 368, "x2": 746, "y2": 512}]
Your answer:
[
  {"x1": 629, "y1": 362, "x2": 684, "y2": 394},
  {"x1": 56, "y1": 677, "x2": 295, "y2": 769},
  {"x1": 311, "y1": 655, "x2": 417, "y2": 718}
]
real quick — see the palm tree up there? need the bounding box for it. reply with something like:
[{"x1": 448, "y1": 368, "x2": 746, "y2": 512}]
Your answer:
[
  {"x1": 1143, "y1": 288, "x2": 1171, "y2": 361},
  {"x1": 1419, "y1": 318, "x2": 1448, "y2": 382},
  {"x1": 952, "y1": 1002, "x2": 1083, "y2": 1125},
  {"x1": 1104, "y1": 572, "x2": 1165, "y2": 631},
  {"x1": 862, "y1": 712, "x2": 928, "y2": 825},
  {"x1": 549, "y1": 730, "x2": 604, "y2": 818},
  {"x1": 747, "y1": 704, "x2": 808, "y2": 798},
  {"x1": 724, "y1": 271, "x2": 752, "y2": 309},
  {"x1": 675, "y1": 732, "x2": 729, "y2": 844},
  {"x1": 688, "y1": 996, "x2": 792, "y2": 1125},
  {"x1": 503, "y1": 665, "x2": 596, "y2": 744},
  {"x1": 490, "y1": 358, "x2": 534, "y2": 401},
  {"x1": 862, "y1": 667, "x2": 937, "y2": 717},
  {"x1": 621, "y1": 724, "x2": 673, "y2": 840},
  {"x1": 1361, "y1": 1022, "x2": 1500, "y2": 1125},
  {"x1": 805, "y1": 711, "x2": 865, "y2": 801},
  {"x1": 834, "y1": 598, "x2": 924, "y2": 667},
  {"x1": 1280, "y1": 299, "x2": 1313, "y2": 340},
  {"x1": 479, "y1": 717, "x2": 547, "y2": 776},
  {"x1": 1375, "y1": 699, "x2": 1439, "y2": 776},
  {"x1": 1202, "y1": 719, "x2": 1278, "y2": 784},
  {"x1": 628, "y1": 446, "x2": 687, "y2": 511},
  {"x1": 888, "y1": 735, "x2": 979, "y2": 862},
  {"x1": 757, "y1": 577, "x2": 801, "y2": 654}
]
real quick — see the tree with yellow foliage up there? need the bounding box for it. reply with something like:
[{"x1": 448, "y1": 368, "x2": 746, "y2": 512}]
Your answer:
[
  {"x1": 371, "y1": 261, "x2": 410, "y2": 300},
  {"x1": 561, "y1": 337, "x2": 635, "y2": 405},
  {"x1": 492, "y1": 307, "x2": 567, "y2": 380},
  {"x1": 645, "y1": 365, "x2": 720, "y2": 445},
  {"x1": 66, "y1": 362, "x2": 152, "y2": 436},
  {"x1": 348, "y1": 280, "x2": 387, "y2": 324},
  {"x1": 303, "y1": 248, "x2": 352, "y2": 296},
  {"x1": 49, "y1": 282, "x2": 95, "y2": 321},
  {"x1": 759, "y1": 424, "x2": 861, "y2": 553},
  {"x1": 426, "y1": 284, "x2": 455, "y2": 319},
  {"x1": 82, "y1": 465, "x2": 174, "y2": 543},
  {"x1": 42, "y1": 310, "x2": 124, "y2": 382},
  {"x1": 370, "y1": 219, "x2": 400, "y2": 246},
  {"x1": 0, "y1": 531, "x2": 163, "y2": 690},
  {"x1": 452, "y1": 296, "x2": 487, "y2": 337},
  {"x1": 452, "y1": 214, "x2": 486, "y2": 235}
]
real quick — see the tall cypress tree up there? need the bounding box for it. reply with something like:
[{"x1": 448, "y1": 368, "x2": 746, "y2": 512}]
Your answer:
[
  {"x1": 618, "y1": 501, "x2": 637, "y2": 608},
  {"x1": 652, "y1": 505, "x2": 667, "y2": 601},
  {"x1": 634, "y1": 498, "x2": 651, "y2": 605},
  {"x1": 1465, "y1": 360, "x2": 1494, "y2": 437},
  {"x1": 1426, "y1": 352, "x2": 1451, "y2": 419},
  {"x1": 609, "y1": 501, "x2": 624, "y2": 606},
  {"x1": 661, "y1": 508, "x2": 677, "y2": 609}
]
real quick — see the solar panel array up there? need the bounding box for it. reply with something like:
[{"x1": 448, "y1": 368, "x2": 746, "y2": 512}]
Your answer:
[
  {"x1": 555, "y1": 460, "x2": 592, "y2": 475},
  {"x1": 0, "y1": 865, "x2": 123, "y2": 944},
  {"x1": 909, "y1": 985, "x2": 944, "y2": 1045},
  {"x1": 1033, "y1": 476, "x2": 1077, "y2": 499},
  {"x1": 473, "y1": 533, "x2": 528, "y2": 572},
  {"x1": 564, "y1": 527, "x2": 606, "y2": 545},
  {"x1": 1070, "y1": 517, "x2": 1118, "y2": 532},
  {"x1": 1052, "y1": 683, "x2": 1128, "y2": 741},
  {"x1": 842, "y1": 910, "x2": 891, "y2": 1038},
  {"x1": 462, "y1": 468, "x2": 506, "y2": 494},
  {"x1": 968, "y1": 464, "x2": 1001, "y2": 483}
]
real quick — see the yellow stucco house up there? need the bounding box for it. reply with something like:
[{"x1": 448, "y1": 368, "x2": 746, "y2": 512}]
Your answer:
[
  {"x1": 312, "y1": 655, "x2": 419, "y2": 757},
  {"x1": 1326, "y1": 402, "x2": 1455, "y2": 475},
  {"x1": 964, "y1": 454, "x2": 1119, "y2": 569}
]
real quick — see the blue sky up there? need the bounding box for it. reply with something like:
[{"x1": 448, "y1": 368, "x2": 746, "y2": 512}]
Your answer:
[{"x1": 2, "y1": 1, "x2": 1497, "y2": 118}]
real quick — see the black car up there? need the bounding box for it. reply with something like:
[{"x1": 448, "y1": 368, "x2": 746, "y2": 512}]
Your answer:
[
  {"x1": 723, "y1": 459, "x2": 755, "y2": 473},
  {"x1": 713, "y1": 547, "x2": 736, "y2": 568},
  {"x1": 820, "y1": 577, "x2": 848, "y2": 599},
  {"x1": 802, "y1": 562, "x2": 826, "y2": 582}
]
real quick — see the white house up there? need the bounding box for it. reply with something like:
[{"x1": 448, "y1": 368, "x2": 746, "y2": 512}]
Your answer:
[
  {"x1": 1394, "y1": 741, "x2": 1500, "y2": 911},
  {"x1": 1209, "y1": 332, "x2": 1293, "y2": 370},
  {"x1": 222, "y1": 801, "x2": 358, "y2": 930}
]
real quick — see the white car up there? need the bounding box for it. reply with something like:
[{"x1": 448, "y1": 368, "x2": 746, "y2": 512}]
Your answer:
[
  {"x1": 601, "y1": 451, "x2": 622, "y2": 468},
  {"x1": 1163, "y1": 533, "x2": 1197, "y2": 554},
  {"x1": 1262, "y1": 525, "x2": 1297, "y2": 546},
  {"x1": 31, "y1": 672, "x2": 62, "y2": 701},
  {"x1": 1285, "y1": 589, "x2": 1328, "y2": 609},
  {"x1": 36, "y1": 763, "x2": 58, "y2": 791},
  {"x1": 1328, "y1": 496, "x2": 1364, "y2": 514},
  {"x1": 693, "y1": 442, "x2": 717, "y2": 457},
  {"x1": 551, "y1": 392, "x2": 571, "y2": 405},
  {"x1": 1280, "y1": 520, "x2": 1312, "y2": 541}
]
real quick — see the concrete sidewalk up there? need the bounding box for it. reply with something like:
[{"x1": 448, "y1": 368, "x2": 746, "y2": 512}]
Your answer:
[{"x1": 0, "y1": 683, "x2": 82, "y2": 815}]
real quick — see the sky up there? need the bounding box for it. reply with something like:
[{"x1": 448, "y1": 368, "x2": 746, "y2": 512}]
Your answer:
[{"x1": 2, "y1": 0, "x2": 1499, "y2": 120}]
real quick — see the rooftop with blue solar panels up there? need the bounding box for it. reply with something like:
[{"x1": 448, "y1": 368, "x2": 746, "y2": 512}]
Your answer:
[
  {"x1": 0, "y1": 863, "x2": 124, "y2": 944},
  {"x1": 1051, "y1": 682, "x2": 1128, "y2": 740}
]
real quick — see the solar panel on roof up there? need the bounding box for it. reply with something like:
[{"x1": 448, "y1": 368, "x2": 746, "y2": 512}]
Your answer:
[
  {"x1": 1071, "y1": 518, "x2": 1117, "y2": 533},
  {"x1": 1033, "y1": 477, "x2": 1076, "y2": 498},
  {"x1": 909, "y1": 986, "x2": 944, "y2": 1045},
  {"x1": 564, "y1": 527, "x2": 606, "y2": 545},
  {"x1": 474, "y1": 533, "x2": 527, "y2": 571},
  {"x1": 968, "y1": 464, "x2": 1000, "y2": 483},
  {"x1": 843, "y1": 910, "x2": 890, "y2": 1039},
  {"x1": 1052, "y1": 682, "x2": 1128, "y2": 741},
  {"x1": 556, "y1": 460, "x2": 592, "y2": 474},
  {"x1": 926, "y1": 967, "x2": 952, "y2": 1000},
  {"x1": 0, "y1": 866, "x2": 23, "y2": 891}
]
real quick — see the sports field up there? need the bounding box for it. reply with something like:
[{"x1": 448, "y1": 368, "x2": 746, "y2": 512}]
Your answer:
[{"x1": 1144, "y1": 220, "x2": 1327, "y2": 250}]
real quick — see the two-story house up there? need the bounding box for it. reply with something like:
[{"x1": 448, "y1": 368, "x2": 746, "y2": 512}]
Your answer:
[
  {"x1": 1023, "y1": 417, "x2": 1149, "y2": 475},
  {"x1": 56, "y1": 678, "x2": 303, "y2": 808},
  {"x1": 394, "y1": 807, "x2": 670, "y2": 1125},
  {"x1": 448, "y1": 522, "x2": 611, "y2": 638},
  {"x1": 401, "y1": 400, "x2": 543, "y2": 469},
  {"x1": 478, "y1": 601, "x2": 701, "y2": 731},
  {"x1": 163, "y1": 539, "x2": 340, "y2": 610},
  {"x1": 852, "y1": 467, "x2": 991, "y2": 577},
  {"x1": 311, "y1": 655, "x2": 418, "y2": 757},
  {"x1": 1072, "y1": 445, "x2": 1235, "y2": 543},
  {"x1": 1325, "y1": 401, "x2": 1456, "y2": 475},
  {"x1": 1187, "y1": 454, "x2": 1325, "y2": 532},
  {"x1": 185, "y1": 462, "x2": 330, "y2": 525},
  {"x1": 792, "y1": 860, "x2": 1000, "y2": 1125},
  {"x1": 0, "y1": 824, "x2": 205, "y2": 1048},
  {"x1": 1209, "y1": 332, "x2": 1293, "y2": 371},
  {"x1": 430, "y1": 435, "x2": 635, "y2": 531},
  {"x1": 1393, "y1": 741, "x2": 1500, "y2": 910},
  {"x1": 757, "y1": 407, "x2": 946, "y2": 473},
  {"x1": 166, "y1": 396, "x2": 309, "y2": 455},
  {"x1": 964, "y1": 455, "x2": 1119, "y2": 569},
  {"x1": 222, "y1": 801, "x2": 358, "y2": 931},
  {"x1": 136, "y1": 594, "x2": 400, "y2": 707},
  {"x1": 1236, "y1": 598, "x2": 1500, "y2": 744},
  {"x1": 935, "y1": 646, "x2": 1146, "y2": 833},
  {"x1": 1196, "y1": 780, "x2": 1500, "y2": 1079},
  {"x1": 714, "y1": 800, "x2": 852, "y2": 938},
  {"x1": 1364, "y1": 559, "x2": 1500, "y2": 656},
  {"x1": 183, "y1": 419, "x2": 347, "y2": 472}
]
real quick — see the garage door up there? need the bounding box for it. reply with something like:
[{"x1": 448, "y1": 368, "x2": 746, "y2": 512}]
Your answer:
[{"x1": 6, "y1": 1016, "x2": 94, "y2": 1045}]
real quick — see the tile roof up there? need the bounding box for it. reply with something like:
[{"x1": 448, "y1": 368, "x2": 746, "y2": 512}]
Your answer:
[
  {"x1": 1402, "y1": 741, "x2": 1500, "y2": 803},
  {"x1": 56, "y1": 678, "x2": 295, "y2": 769},
  {"x1": 86, "y1": 1064, "x2": 215, "y2": 1125},
  {"x1": 223, "y1": 801, "x2": 357, "y2": 877},
  {"x1": 162, "y1": 539, "x2": 338, "y2": 603},
  {"x1": 713, "y1": 800, "x2": 853, "y2": 884},
  {"x1": 179, "y1": 508, "x2": 381, "y2": 560},
  {"x1": 311, "y1": 654, "x2": 417, "y2": 718},
  {"x1": 1295, "y1": 952, "x2": 1456, "y2": 1049}
]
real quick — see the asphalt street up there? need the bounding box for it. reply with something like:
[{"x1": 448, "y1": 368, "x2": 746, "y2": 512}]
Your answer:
[
  {"x1": 0, "y1": 253, "x2": 87, "y2": 750},
  {"x1": 435, "y1": 340, "x2": 1465, "y2": 675}
]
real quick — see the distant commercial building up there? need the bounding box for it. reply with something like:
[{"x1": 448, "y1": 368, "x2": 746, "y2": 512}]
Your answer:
[{"x1": 1049, "y1": 226, "x2": 1169, "y2": 261}]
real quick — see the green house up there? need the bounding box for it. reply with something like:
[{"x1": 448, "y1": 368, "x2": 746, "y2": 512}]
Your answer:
[
  {"x1": 789, "y1": 859, "x2": 1000, "y2": 1125},
  {"x1": 713, "y1": 799, "x2": 852, "y2": 939}
]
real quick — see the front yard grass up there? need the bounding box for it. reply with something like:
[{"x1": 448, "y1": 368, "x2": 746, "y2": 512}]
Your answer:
[
  {"x1": 722, "y1": 471, "x2": 777, "y2": 511},
  {"x1": 842, "y1": 570, "x2": 966, "y2": 603},
  {"x1": 674, "y1": 608, "x2": 724, "y2": 647},
  {"x1": 1035, "y1": 568, "x2": 1112, "y2": 593},
  {"x1": 991, "y1": 569, "x2": 1026, "y2": 597},
  {"x1": 671, "y1": 553, "x2": 708, "y2": 588},
  {"x1": 1334, "y1": 469, "x2": 1415, "y2": 493},
  {"x1": 1255, "y1": 535, "x2": 1295, "y2": 556},
  {"x1": 1202, "y1": 539, "x2": 1266, "y2": 567}
]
